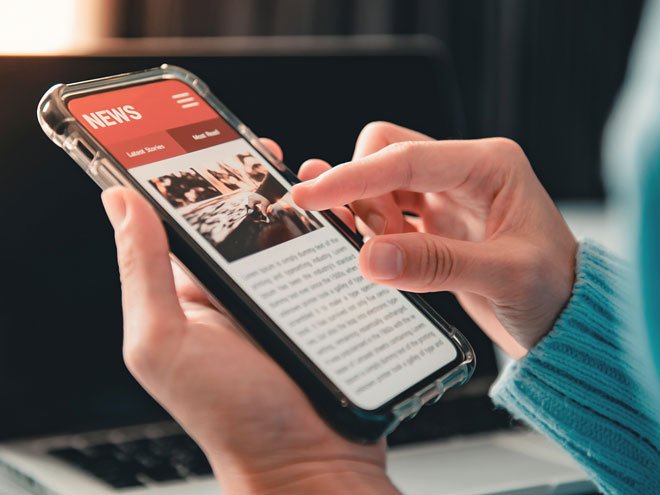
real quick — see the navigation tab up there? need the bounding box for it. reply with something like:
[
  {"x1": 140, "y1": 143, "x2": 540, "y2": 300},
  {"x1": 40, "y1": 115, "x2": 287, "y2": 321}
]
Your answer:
[
  {"x1": 167, "y1": 118, "x2": 240, "y2": 153},
  {"x1": 108, "y1": 132, "x2": 184, "y2": 169}
]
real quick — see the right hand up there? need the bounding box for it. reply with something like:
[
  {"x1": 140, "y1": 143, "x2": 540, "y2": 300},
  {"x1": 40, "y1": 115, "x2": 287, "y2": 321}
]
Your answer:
[{"x1": 293, "y1": 122, "x2": 578, "y2": 358}]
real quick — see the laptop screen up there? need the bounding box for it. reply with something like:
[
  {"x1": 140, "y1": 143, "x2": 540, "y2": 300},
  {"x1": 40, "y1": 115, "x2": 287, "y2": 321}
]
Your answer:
[{"x1": 0, "y1": 44, "x2": 499, "y2": 441}]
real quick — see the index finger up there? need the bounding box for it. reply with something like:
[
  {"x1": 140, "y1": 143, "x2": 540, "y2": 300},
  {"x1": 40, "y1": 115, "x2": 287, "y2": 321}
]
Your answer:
[
  {"x1": 352, "y1": 121, "x2": 433, "y2": 159},
  {"x1": 349, "y1": 122, "x2": 433, "y2": 235},
  {"x1": 291, "y1": 139, "x2": 490, "y2": 210}
]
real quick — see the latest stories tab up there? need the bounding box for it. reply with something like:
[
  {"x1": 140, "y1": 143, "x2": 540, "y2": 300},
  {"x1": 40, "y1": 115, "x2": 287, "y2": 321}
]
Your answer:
[{"x1": 68, "y1": 80, "x2": 239, "y2": 168}]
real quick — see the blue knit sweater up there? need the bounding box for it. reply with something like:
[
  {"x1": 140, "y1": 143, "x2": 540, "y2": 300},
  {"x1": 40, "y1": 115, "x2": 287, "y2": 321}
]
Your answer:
[
  {"x1": 490, "y1": 1, "x2": 660, "y2": 493},
  {"x1": 490, "y1": 242, "x2": 659, "y2": 494}
]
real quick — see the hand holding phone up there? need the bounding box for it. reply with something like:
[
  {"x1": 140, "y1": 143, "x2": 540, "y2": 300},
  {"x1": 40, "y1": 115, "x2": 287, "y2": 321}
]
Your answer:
[
  {"x1": 38, "y1": 66, "x2": 474, "y2": 445},
  {"x1": 102, "y1": 180, "x2": 400, "y2": 494}
]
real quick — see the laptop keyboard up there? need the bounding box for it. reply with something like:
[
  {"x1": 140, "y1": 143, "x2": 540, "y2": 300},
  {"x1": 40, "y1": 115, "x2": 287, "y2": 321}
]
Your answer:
[
  {"x1": 46, "y1": 397, "x2": 514, "y2": 489},
  {"x1": 49, "y1": 433, "x2": 212, "y2": 489}
]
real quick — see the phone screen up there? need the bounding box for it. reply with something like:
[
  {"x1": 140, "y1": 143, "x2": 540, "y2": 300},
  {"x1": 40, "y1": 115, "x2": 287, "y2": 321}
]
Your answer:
[{"x1": 67, "y1": 79, "x2": 457, "y2": 410}]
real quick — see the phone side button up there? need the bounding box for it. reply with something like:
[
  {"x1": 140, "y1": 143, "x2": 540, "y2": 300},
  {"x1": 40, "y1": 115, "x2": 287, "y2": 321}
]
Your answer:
[
  {"x1": 93, "y1": 165, "x2": 122, "y2": 189},
  {"x1": 76, "y1": 140, "x2": 95, "y2": 162}
]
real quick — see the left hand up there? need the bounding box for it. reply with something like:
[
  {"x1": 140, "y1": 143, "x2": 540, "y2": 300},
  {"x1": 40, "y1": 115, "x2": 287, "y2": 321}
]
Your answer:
[{"x1": 101, "y1": 139, "x2": 399, "y2": 495}]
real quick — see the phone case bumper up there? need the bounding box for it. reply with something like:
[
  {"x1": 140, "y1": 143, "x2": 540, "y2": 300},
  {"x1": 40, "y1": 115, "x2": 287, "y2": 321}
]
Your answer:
[{"x1": 37, "y1": 64, "x2": 476, "y2": 443}]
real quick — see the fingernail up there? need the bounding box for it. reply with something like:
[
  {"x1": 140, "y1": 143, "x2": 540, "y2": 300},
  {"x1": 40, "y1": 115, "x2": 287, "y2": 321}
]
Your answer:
[
  {"x1": 102, "y1": 192, "x2": 127, "y2": 230},
  {"x1": 367, "y1": 242, "x2": 403, "y2": 280},
  {"x1": 366, "y1": 212, "x2": 387, "y2": 235}
]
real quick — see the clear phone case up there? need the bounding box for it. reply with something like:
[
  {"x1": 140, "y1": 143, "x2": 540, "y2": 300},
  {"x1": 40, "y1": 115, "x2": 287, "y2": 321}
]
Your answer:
[{"x1": 38, "y1": 65, "x2": 475, "y2": 441}]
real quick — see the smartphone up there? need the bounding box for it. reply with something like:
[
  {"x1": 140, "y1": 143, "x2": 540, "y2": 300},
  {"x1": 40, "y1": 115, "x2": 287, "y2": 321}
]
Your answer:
[{"x1": 38, "y1": 65, "x2": 474, "y2": 442}]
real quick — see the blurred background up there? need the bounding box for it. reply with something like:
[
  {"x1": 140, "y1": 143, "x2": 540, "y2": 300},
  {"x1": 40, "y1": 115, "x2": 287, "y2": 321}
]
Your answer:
[
  {"x1": 118, "y1": 0, "x2": 644, "y2": 199},
  {"x1": 1, "y1": 0, "x2": 644, "y2": 197},
  {"x1": 0, "y1": 0, "x2": 646, "y2": 464}
]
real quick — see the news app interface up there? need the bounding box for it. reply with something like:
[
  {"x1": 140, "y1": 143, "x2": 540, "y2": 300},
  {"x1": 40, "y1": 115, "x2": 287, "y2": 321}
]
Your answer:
[{"x1": 69, "y1": 80, "x2": 457, "y2": 410}]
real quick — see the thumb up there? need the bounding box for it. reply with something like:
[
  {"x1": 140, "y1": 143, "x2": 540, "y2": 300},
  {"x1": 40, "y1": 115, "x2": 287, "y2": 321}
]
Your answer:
[
  {"x1": 101, "y1": 187, "x2": 184, "y2": 371},
  {"x1": 359, "y1": 233, "x2": 506, "y2": 296}
]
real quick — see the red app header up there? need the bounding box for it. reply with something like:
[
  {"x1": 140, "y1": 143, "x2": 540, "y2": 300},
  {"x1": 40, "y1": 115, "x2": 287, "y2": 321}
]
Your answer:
[{"x1": 68, "y1": 79, "x2": 240, "y2": 168}]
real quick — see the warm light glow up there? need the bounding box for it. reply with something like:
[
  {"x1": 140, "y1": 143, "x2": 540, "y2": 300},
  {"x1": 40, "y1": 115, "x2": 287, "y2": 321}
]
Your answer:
[{"x1": 0, "y1": 0, "x2": 108, "y2": 54}]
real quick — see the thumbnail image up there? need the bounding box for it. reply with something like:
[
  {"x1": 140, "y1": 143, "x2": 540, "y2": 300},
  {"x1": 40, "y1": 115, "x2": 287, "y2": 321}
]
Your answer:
[
  {"x1": 196, "y1": 152, "x2": 283, "y2": 202},
  {"x1": 201, "y1": 161, "x2": 254, "y2": 194},
  {"x1": 149, "y1": 168, "x2": 220, "y2": 208},
  {"x1": 149, "y1": 151, "x2": 322, "y2": 262}
]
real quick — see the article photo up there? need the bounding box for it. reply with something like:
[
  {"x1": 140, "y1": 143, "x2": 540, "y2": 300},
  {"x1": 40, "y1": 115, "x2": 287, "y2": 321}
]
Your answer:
[
  {"x1": 183, "y1": 151, "x2": 322, "y2": 261},
  {"x1": 149, "y1": 168, "x2": 221, "y2": 208}
]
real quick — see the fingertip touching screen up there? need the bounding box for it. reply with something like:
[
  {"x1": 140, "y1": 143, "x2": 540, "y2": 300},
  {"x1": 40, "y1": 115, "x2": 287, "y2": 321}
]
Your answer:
[{"x1": 68, "y1": 79, "x2": 457, "y2": 410}]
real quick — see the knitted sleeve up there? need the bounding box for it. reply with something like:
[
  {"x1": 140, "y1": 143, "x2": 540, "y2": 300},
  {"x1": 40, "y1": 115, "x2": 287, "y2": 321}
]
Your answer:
[{"x1": 490, "y1": 240, "x2": 660, "y2": 495}]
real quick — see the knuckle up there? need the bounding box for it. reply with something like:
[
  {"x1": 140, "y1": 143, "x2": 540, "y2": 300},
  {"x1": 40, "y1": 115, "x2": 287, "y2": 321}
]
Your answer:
[
  {"x1": 122, "y1": 325, "x2": 160, "y2": 377},
  {"x1": 115, "y1": 229, "x2": 139, "y2": 284},
  {"x1": 488, "y1": 137, "x2": 524, "y2": 157},
  {"x1": 386, "y1": 141, "x2": 418, "y2": 188},
  {"x1": 387, "y1": 140, "x2": 416, "y2": 156},
  {"x1": 123, "y1": 338, "x2": 150, "y2": 376},
  {"x1": 481, "y1": 138, "x2": 530, "y2": 178},
  {"x1": 414, "y1": 237, "x2": 454, "y2": 290},
  {"x1": 360, "y1": 120, "x2": 395, "y2": 139}
]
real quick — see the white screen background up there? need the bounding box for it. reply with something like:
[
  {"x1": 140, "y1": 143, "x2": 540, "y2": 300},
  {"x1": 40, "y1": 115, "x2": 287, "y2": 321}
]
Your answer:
[{"x1": 130, "y1": 138, "x2": 457, "y2": 410}]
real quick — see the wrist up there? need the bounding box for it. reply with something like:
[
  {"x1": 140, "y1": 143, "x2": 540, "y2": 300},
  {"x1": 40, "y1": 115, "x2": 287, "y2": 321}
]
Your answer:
[{"x1": 213, "y1": 457, "x2": 399, "y2": 495}]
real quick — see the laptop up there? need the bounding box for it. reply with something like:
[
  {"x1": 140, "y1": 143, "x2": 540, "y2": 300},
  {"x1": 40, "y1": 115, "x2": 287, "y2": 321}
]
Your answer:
[{"x1": 0, "y1": 36, "x2": 595, "y2": 495}]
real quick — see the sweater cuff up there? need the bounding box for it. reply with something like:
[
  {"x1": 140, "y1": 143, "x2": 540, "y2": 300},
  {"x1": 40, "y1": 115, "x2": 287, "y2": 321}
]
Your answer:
[{"x1": 489, "y1": 240, "x2": 658, "y2": 494}]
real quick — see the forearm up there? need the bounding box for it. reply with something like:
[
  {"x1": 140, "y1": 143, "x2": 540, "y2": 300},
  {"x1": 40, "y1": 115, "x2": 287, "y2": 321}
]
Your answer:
[{"x1": 490, "y1": 240, "x2": 660, "y2": 494}]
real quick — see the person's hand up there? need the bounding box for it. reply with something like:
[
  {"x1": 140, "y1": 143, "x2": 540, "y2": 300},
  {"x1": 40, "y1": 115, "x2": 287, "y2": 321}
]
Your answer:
[
  {"x1": 101, "y1": 139, "x2": 399, "y2": 495},
  {"x1": 292, "y1": 122, "x2": 578, "y2": 358}
]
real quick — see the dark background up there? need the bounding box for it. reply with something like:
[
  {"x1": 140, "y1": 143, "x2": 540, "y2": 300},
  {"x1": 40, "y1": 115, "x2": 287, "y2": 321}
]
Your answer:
[{"x1": 114, "y1": 0, "x2": 645, "y2": 198}]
